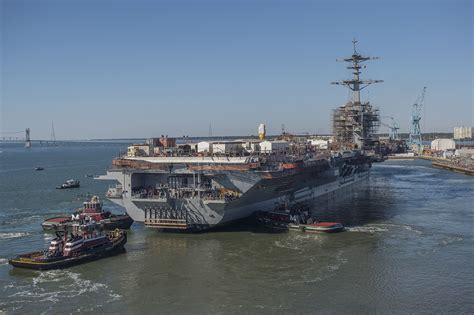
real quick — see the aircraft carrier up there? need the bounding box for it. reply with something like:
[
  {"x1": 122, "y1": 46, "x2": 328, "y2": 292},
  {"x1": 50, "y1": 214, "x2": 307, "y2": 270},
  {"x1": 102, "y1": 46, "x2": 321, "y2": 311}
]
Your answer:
[{"x1": 98, "y1": 40, "x2": 383, "y2": 232}]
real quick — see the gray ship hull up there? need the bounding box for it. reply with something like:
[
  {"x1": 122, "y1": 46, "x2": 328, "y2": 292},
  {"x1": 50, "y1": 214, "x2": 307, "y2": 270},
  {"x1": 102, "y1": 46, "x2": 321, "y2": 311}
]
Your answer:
[{"x1": 99, "y1": 162, "x2": 370, "y2": 231}]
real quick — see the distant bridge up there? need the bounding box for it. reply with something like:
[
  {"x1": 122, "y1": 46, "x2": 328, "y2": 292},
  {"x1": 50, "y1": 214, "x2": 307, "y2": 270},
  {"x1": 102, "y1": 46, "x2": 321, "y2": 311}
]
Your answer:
[{"x1": 0, "y1": 128, "x2": 59, "y2": 147}]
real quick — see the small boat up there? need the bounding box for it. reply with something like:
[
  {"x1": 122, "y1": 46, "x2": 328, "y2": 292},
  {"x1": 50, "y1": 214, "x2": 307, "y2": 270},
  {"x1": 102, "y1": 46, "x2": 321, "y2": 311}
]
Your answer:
[
  {"x1": 9, "y1": 220, "x2": 127, "y2": 270},
  {"x1": 56, "y1": 179, "x2": 80, "y2": 189},
  {"x1": 257, "y1": 203, "x2": 344, "y2": 233},
  {"x1": 35, "y1": 166, "x2": 44, "y2": 171},
  {"x1": 42, "y1": 196, "x2": 133, "y2": 231},
  {"x1": 84, "y1": 174, "x2": 94, "y2": 178}
]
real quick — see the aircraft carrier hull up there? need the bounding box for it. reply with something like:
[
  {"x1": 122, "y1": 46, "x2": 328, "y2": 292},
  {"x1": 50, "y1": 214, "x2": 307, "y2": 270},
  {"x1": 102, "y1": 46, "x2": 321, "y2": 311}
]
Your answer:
[{"x1": 99, "y1": 161, "x2": 370, "y2": 232}]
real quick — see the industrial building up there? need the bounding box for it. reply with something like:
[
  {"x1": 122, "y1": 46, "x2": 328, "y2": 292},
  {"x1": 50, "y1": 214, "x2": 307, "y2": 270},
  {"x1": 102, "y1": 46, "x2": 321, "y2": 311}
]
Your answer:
[
  {"x1": 127, "y1": 136, "x2": 178, "y2": 157},
  {"x1": 243, "y1": 140, "x2": 261, "y2": 153},
  {"x1": 260, "y1": 140, "x2": 290, "y2": 153},
  {"x1": 308, "y1": 139, "x2": 329, "y2": 149},
  {"x1": 212, "y1": 141, "x2": 244, "y2": 154},
  {"x1": 127, "y1": 144, "x2": 150, "y2": 157},
  {"x1": 197, "y1": 141, "x2": 213, "y2": 153},
  {"x1": 430, "y1": 139, "x2": 456, "y2": 151},
  {"x1": 453, "y1": 126, "x2": 472, "y2": 140},
  {"x1": 455, "y1": 148, "x2": 474, "y2": 158},
  {"x1": 197, "y1": 141, "x2": 244, "y2": 154}
]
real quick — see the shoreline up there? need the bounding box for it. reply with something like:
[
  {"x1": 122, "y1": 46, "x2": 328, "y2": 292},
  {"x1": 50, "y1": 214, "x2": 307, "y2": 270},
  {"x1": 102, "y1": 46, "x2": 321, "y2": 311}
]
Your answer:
[{"x1": 419, "y1": 156, "x2": 474, "y2": 176}]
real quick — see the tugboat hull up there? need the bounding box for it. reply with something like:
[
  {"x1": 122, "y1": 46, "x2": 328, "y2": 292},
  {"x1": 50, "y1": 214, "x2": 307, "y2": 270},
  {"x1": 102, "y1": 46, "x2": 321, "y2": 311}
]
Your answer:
[
  {"x1": 56, "y1": 185, "x2": 80, "y2": 189},
  {"x1": 9, "y1": 232, "x2": 126, "y2": 270},
  {"x1": 257, "y1": 211, "x2": 345, "y2": 233},
  {"x1": 56, "y1": 179, "x2": 80, "y2": 189}
]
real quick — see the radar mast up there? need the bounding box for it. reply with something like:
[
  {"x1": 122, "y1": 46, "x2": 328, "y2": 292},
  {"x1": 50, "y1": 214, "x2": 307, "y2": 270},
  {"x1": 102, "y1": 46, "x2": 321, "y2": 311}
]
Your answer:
[{"x1": 331, "y1": 39, "x2": 383, "y2": 149}]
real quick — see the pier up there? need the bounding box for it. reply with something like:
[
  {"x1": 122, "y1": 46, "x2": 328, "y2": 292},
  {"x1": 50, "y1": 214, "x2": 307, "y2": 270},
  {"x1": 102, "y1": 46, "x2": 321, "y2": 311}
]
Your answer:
[{"x1": 418, "y1": 156, "x2": 474, "y2": 176}]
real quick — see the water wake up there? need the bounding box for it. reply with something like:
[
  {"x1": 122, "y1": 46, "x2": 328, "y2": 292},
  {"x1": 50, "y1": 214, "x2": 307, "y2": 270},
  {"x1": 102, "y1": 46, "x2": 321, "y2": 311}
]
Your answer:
[
  {"x1": 0, "y1": 232, "x2": 30, "y2": 240},
  {"x1": 373, "y1": 164, "x2": 430, "y2": 170},
  {"x1": 274, "y1": 233, "x2": 320, "y2": 250},
  {"x1": 346, "y1": 225, "x2": 389, "y2": 233},
  {"x1": 346, "y1": 223, "x2": 424, "y2": 234},
  {"x1": 2, "y1": 270, "x2": 121, "y2": 313}
]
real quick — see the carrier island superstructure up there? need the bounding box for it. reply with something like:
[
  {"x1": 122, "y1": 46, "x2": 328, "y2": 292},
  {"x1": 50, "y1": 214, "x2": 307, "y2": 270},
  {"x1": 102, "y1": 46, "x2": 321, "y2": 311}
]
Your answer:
[{"x1": 99, "y1": 41, "x2": 382, "y2": 232}]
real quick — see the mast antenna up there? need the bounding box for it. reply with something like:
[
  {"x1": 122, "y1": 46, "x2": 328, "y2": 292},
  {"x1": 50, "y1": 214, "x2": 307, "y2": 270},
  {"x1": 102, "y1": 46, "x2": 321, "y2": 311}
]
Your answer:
[{"x1": 331, "y1": 39, "x2": 383, "y2": 149}]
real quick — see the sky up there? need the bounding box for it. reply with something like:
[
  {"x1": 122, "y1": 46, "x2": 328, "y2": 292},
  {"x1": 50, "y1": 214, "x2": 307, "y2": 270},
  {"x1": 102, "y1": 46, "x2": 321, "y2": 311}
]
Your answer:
[{"x1": 1, "y1": 0, "x2": 472, "y2": 140}]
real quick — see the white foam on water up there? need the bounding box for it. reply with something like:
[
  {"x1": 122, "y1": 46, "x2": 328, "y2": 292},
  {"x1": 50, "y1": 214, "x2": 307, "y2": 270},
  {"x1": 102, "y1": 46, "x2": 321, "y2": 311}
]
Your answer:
[
  {"x1": 375, "y1": 223, "x2": 424, "y2": 235},
  {"x1": 274, "y1": 233, "x2": 320, "y2": 250},
  {"x1": 0, "y1": 232, "x2": 29, "y2": 240},
  {"x1": 373, "y1": 164, "x2": 407, "y2": 169},
  {"x1": 444, "y1": 178, "x2": 474, "y2": 184},
  {"x1": 3, "y1": 215, "x2": 44, "y2": 226},
  {"x1": 3, "y1": 270, "x2": 121, "y2": 313},
  {"x1": 374, "y1": 164, "x2": 430, "y2": 170},
  {"x1": 288, "y1": 250, "x2": 348, "y2": 285},
  {"x1": 108, "y1": 292, "x2": 122, "y2": 300},
  {"x1": 293, "y1": 233, "x2": 318, "y2": 241},
  {"x1": 393, "y1": 172, "x2": 434, "y2": 179},
  {"x1": 325, "y1": 251, "x2": 348, "y2": 274},
  {"x1": 43, "y1": 234, "x2": 54, "y2": 242},
  {"x1": 440, "y1": 236, "x2": 463, "y2": 246},
  {"x1": 274, "y1": 240, "x2": 300, "y2": 250},
  {"x1": 346, "y1": 225, "x2": 389, "y2": 233},
  {"x1": 295, "y1": 276, "x2": 323, "y2": 284},
  {"x1": 0, "y1": 258, "x2": 8, "y2": 266},
  {"x1": 347, "y1": 223, "x2": 424, "y2": 235},
  {"x1": 419, "y1": 235, "x2": 465, "y2": 256},
  {"x1": 400, "y1": 225, "x2": 424, "y2": 235}
]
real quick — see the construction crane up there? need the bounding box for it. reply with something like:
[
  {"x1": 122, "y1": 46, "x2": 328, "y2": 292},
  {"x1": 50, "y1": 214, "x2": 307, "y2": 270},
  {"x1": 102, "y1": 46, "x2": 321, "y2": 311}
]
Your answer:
[
  {"x1": 381, "y1": 116, "x2": 400, "y2": 141},
  {"x1": 408, "y1": 87, "x2": 427, "y2": 153}
]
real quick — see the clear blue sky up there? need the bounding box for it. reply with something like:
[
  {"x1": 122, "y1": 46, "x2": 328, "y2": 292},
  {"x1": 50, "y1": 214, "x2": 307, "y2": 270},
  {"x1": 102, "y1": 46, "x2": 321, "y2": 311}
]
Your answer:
[{"x1": 1, "y1": 0, "x2": 472, "y2": 140}]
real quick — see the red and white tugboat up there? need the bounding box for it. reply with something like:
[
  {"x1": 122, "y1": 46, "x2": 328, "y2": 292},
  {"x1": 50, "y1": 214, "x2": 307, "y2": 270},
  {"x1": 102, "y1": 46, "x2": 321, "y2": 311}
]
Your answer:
[
  {"x1": 9, "y1": 219, "x2": 127, "y2": 270},
  {"x1": 256, "y1": 203, "x2": 345, "y2": 233},
  {"x1": 42, "y1": 196, "x2": 133, "y2": 231}
]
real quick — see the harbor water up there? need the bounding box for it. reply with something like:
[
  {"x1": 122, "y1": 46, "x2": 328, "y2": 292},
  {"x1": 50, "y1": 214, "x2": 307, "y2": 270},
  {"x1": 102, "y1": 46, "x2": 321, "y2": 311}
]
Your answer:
[{"x1": 0, "y1": 143, "x2": 473, "y2": 314}]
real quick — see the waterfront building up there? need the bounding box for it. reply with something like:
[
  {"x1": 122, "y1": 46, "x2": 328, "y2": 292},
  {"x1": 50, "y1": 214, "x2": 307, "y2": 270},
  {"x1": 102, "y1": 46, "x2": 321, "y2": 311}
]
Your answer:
[
  {"x1": 431, "y1": 139, "x2": 456, "y2": 151},
  {"x1": 259, "y1": 140, "x2": 290, "y2": 153},
  {"x1": 453, "y1": 126, "x2": 472, "y2": 139}
]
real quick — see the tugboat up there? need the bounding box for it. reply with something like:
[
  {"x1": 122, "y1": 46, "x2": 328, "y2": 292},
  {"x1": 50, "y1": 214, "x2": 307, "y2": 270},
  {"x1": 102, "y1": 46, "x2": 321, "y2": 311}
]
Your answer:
[
  {"x1": 256, "y1": 203, "x2": 345, "y2": 233},
  {"x1": 56, "y1": 179, "x2": 80, "y2": 189},
  {"x1": 9, "y1": 219, "x2": 127, "y2": 270},
  {"x1": 42, "y1": 196, "x2": 133, "y2": 231},
  {"x1": 35, "y1": 166, "x2": 44, "y2": 171}
]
